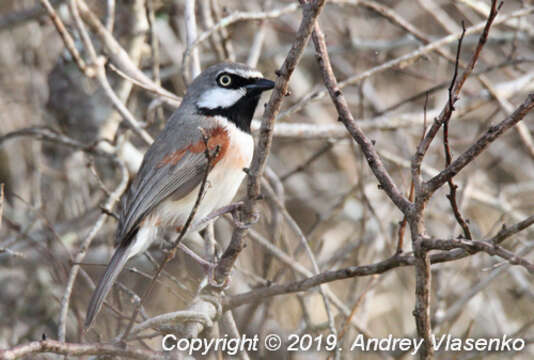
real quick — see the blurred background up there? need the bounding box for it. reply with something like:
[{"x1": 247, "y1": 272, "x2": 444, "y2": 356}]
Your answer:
[{"x1": 1, "y1": 0, "x2": 534, "y2": 358}]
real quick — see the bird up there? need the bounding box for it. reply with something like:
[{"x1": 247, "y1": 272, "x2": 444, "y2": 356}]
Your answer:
[{"x1": 85, "y1": 62, "x2": 275, "y2": 329}]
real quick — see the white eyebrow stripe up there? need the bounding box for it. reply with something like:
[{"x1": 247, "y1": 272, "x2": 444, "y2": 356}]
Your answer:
[{"x1": 220, "y1": 68, "x2": 264, "y2": 79}]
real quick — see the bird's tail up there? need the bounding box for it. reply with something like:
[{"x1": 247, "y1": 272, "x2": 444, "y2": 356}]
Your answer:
[{"x1": 85, "y1": 245, "x2": 130, "y2": 329}]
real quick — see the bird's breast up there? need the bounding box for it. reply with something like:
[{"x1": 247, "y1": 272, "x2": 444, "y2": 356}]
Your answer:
[{"x1": 216, "y1": 121, "x2": 254, "y2": 171}]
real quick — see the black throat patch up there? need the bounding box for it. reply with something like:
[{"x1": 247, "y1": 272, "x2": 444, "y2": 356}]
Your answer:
[{"x1": 197, "y1": 93, "x2": 261, "y2": 133}]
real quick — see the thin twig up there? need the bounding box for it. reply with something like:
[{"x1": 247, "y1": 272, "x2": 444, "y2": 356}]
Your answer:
[
  {"x1": 58, "y1": 159, "x2": 128, "y2": 342},
  {"x1": 182, "y1": 2, "x2": 301, "y2": 75},
  {"x1": 279, "y1": 5, "x2": 534, "y2": 121},
  {"x1": 280, "y1": 140, "x2": 335, "y2": 181},
  {"x1": 37, "y1": 0, "x2": 89, "y2": 75},
  {"x1": 443, "y1": 21, "x2": 473, "y2": 240},
  {"x1": 414, "y1": 0, "x2": 502, "y2": 199},
  {"x1": 425, "y1": 92, "x2": 534, "y2": 194},
  {"x1": 75, "y1": 0, "x2": 179, "y2": 102},
  {"x1": 423, "y1": 237, "x2": 534, "y2": 273}
]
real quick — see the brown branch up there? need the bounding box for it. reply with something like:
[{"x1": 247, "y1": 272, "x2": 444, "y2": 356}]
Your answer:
[
  {"x1": 0, "y1": 339, "x2": 163, "y2": 360},
  {"x1": 412, "y1": 233, "x2": 433, "y2": 360},
  {"x1": 412, "y1": 0, "x2": 502, "y2": 200},
  {"x1": 213, "y1": 0, "x2": 327, "y2": 286},
  {"x1": 37, "y1": 0, "x2": 89, "y2": 75},
  {"x1": 423, "y1": 237, "x2": 534, "y2": 274},
  {"x1": 412, "y1": 0, "x2": 497, "y2": 197},
  {"x1": 425, "y1": 93, "x2": 534, "y2": 194},
  {"x1": 408, "y1": 5, "x2": 501, "y2": 356},
  {"x1": 74, "y1": 0, "x2": 179, "y2": 104},
  {"x1": 443, "y1": 21, "x2": 472, "y2": 240},
  {"x1": 398, "y1": 93, "x2": 428, "y2": 253},
  {"x1": 223, "y1": 252, "x2": 413, "y2": 310},
  {"x1": 311, "y1": 23, "x2": 411, "y2": 214},
  {"x1": 224, "y1": 214, "x2": 534, "y2": 310}
]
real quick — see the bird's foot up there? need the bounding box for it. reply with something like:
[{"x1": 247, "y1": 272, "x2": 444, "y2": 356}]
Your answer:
[{"x1": 231, "y1": 208, "x2": 260, "y2": 229}]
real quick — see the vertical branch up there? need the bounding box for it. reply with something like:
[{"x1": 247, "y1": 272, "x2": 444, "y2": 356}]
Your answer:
[
  {"x1": 213, "y1": 0, "x2": 327, "y2": 286},
  {"x1": 210, "y1": 0, "x2": 236, "y2": 61},
  {"x1": 0, "y1": 183, "x2": 4, "y2": 231},
  {"x1": 443, "y1": 22, "x2": 472, "y2": 240},
  {"x1": 184, "y1": 0, "x2": 201, "y2": 84},
  {"x1": 412, "y1": 233, "x2": 433, "y2": 359},
  {"x1": 409, "y1": 3, "x2": 501, "y2": 358},
  {"x1": 105, "y1": 0, "x2": 115, "y2": 32}
]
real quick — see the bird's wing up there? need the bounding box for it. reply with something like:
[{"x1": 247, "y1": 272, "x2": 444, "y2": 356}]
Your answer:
[{"x1": 116, "y1": 122, "x2": 230, "y2": 244}]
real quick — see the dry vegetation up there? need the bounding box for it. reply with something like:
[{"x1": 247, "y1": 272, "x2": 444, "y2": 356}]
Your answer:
[{"x1": 1, "y1": 0, "x2": 534, "y2": 359}]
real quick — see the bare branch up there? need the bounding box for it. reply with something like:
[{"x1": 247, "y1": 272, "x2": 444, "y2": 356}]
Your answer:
[
  {"x1": 425, "y1": 93, "x2": 534, "y2": 194},
  {"x1": 423, "y1": 237, "x2": 534, "y2": 274},
  {"x1": 0, "y1": 339, "x2": 163, "y2": 360},
  {"x1": 183, "y1": 0, "x2": 201, "y2": 84},
  {"x1": 280, "y1": 5, "x2": 534, "y2": 120},
  {"x1": 225, "y1": 214, "x2": 534, "y2": 309},
  {"x1": 311, "y1": 22, "x2": 411, "y2": 214},
  {"x1": 213, "y1": 0, "x2": 327, "y2": 285},
  {"x1": 37, "y1": 0, "x2": 89, "y2": 75},
  {"x1": 58, "y1": 159, "x2": 128, "y2": 341}
]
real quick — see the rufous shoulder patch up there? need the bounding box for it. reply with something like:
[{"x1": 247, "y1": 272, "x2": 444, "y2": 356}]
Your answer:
[{"x1": 157, "y1": 126, "x2": 230, "y2": 168}]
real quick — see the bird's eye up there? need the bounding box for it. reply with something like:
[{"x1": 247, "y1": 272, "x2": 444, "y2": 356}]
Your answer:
[{"x1": 218, "y1": 74, "x2": 232, "y2": 87}]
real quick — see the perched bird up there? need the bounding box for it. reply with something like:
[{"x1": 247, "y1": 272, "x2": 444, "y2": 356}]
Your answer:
[{"x1": 85, "y1": 63, "x2": 275, "y2": 328}]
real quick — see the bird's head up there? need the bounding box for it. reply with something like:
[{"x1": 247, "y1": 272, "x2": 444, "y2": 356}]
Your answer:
[{"x1": 185, "y1": 63, "x2": 275, "y2": 133}]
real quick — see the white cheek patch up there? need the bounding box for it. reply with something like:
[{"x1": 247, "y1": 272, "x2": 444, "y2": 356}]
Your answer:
[{"x1": 197, "y1": 87, "x2": 246, "y2": 109}]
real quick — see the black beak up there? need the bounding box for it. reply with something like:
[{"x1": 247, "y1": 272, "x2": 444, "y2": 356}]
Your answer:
[{"x1": 245, "y1": 78, "x2": 275, "y2": 95}]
